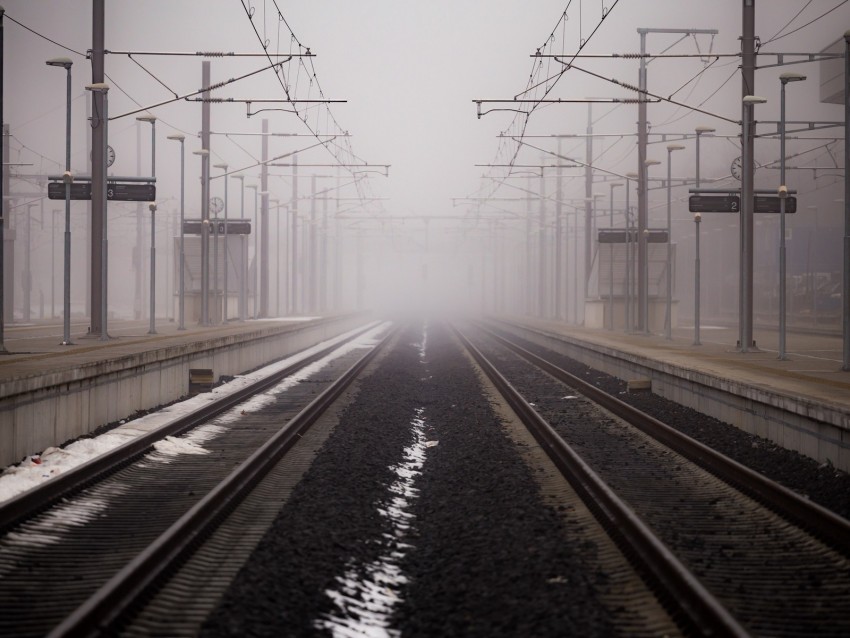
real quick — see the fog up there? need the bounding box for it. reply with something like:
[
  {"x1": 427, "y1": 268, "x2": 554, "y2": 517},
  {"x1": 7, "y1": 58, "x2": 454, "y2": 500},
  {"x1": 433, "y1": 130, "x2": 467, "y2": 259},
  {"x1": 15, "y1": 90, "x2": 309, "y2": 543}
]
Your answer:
[{"x1": 2, "y1": 1, "x2": 849, "y2": 328}]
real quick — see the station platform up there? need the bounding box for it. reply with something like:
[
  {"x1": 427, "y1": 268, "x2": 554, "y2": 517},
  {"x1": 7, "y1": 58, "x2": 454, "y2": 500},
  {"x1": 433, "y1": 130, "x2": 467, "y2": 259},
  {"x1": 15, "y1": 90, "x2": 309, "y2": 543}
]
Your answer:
[
  {"x1": 493, "y1": 316, "x2": 850, "y2": 472},
  {"x1": 0, "y1": 314, "x2": 365, "y2": 468}
]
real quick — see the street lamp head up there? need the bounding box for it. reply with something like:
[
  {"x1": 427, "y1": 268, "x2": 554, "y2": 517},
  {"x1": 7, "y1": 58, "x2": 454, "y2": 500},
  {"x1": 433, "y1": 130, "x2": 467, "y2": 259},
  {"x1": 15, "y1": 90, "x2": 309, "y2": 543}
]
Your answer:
[
  {"x1": 695, "y1": 125, "x2": 715, "y2": 134},
  {"x1": 645, "y1": 159, "x2": 661, "y2": 166},
  {"x1": 136, "y1": 113, "x2": 157, "y2": 123},
  {"x1": 259, "y1": 190, "x2": 270, "y2": 196},
  {"x1": 46, "y1": 57, "x2": 72, "y2": 69},
  {"x1": 213, "y1": 163, "x2": 228, "y2": 170},
  {"x1": 742, "y1": 95, "x2": 767, "y2": 105},
  {"x1": 667, "y1": 144, "x2": 685, "y2": 152},
  {"x1": 167, "y1": 134, "x2": 185, "y2": 142},
  {"x1": 230, "y1": 174, "x2": 244, "y2": 182},
  {"x1": 193, "y1": 149, "x2": 210, "y2": 156},
  {"x1": 779, "y1": 71, "x2": 807, "y2": 84},
  {"x1": 626, "y1": 172, "x2": 639, "y2": 179},
  {"x1": 84, "y1": 83, "x2": 110, "y2": 93}
]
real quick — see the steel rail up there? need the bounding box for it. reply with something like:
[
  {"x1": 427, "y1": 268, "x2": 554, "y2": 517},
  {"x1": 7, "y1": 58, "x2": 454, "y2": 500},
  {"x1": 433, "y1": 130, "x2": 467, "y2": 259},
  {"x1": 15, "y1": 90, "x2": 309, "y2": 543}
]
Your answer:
[
  {"x1": 482, "y1": 322, "x2": 850, "y2": 556},
  {"x1": 0, "y1": 322, "x2": 380, "y2": 533},
  {"x1": 454, "y1": 326, "x2": 749, "y2": 638},
  {"x1": 48, "y1": 326, "x2": 396, "y2": 637}
]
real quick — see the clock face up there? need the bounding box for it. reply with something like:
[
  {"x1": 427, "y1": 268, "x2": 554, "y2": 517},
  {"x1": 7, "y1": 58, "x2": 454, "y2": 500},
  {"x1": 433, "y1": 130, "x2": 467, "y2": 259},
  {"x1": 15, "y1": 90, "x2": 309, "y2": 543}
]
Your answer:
[
  {"x1": 731, "y1": 156, "x2": 742, "y2": 181},
  {"x1": 91, "y1": 145, "x2": 116, "y2": 168},
  {"x1": 209, "y1": 196, "x2": 224, "y2": 214}
]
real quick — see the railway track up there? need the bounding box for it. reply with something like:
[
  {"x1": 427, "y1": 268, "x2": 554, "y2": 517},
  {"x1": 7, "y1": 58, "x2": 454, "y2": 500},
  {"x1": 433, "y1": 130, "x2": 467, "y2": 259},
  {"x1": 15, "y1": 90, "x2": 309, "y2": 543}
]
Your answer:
[
  {"x1": 461, "y1": 322, "x2": 850, "y2": 637},
  {"x1": 3, "y1": 320, "x2": 849, "y2": 636},
  {"x1": 0, "y1": 322, "x2": 393, "y2": 637}
]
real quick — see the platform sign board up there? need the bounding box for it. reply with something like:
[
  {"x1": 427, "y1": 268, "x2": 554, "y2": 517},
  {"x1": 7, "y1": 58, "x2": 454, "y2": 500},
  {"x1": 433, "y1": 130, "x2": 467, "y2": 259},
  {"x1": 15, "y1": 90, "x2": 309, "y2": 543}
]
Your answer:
[
  {"x1": 754, "y1": 195, "x2": 796, "y2": 214},
  {"x1": 688, "y1": 194, "x2": 740, "y2": 213},
  {"x1": 48, "y1": 182, "x2": 156, "y2": 202},
  {"x1": 598, "y1": 229, "x2": 668, "y2": 243},
  {"x1": 183, "y1": 219, "x2": 252, "y2": 235}
]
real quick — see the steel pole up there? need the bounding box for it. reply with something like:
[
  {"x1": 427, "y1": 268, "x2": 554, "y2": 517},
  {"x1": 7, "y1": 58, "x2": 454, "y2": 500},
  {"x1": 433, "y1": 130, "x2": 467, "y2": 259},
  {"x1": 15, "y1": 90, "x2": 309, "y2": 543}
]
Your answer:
[
  {"x1": 843, "y1": 31, "x2": 850, "y2": 370},
  {"x1": 223, "y1": 171, "x2": 228, "y2": 322},
  {"x1": 779, "y1": 81, "x2": 788, "y2": 359},
  {"x1": 148, "y1": 122, "x2": 156, "y2": 334},
  {"x1": 625, "y1": 180, "x2": 632, "y2": 333},
  {"x1": 178, "y1": 140, "x2": 185, "y2": 330},
  {"x1": 99, "y1": 87, "x2": 109, "y2": 341},
  {"x1": 254, "y1": 187, "x2": 259, "y2": 318},
  {"x1": 608, "y1": 183, "x2": 619, "y2": 330},
  {"x1": 665, "y1": 152, "x2": 672, "y2": 339},
  {"x1": 740, "y1": 0, "x2": 756, "y2": 352},
  {"x1": 62, "y1": 64, "x2": 72, "y2": 344},
  {"x1": 694, "y1": 133, "x2": 702, "y2": 345},
  {"x1": 0, "y1": 7, "x2": 6, "y2": 353}
]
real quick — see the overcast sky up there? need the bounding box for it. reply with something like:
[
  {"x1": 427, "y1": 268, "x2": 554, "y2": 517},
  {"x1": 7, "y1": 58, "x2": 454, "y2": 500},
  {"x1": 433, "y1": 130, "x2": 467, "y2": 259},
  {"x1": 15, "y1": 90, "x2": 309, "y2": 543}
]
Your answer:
[
  {"x1": 4, "y1": 1, "x2": 849, "y2": 220},
  {"x1": 3, "y1": 1, "x2": 850, "y2": 318}
]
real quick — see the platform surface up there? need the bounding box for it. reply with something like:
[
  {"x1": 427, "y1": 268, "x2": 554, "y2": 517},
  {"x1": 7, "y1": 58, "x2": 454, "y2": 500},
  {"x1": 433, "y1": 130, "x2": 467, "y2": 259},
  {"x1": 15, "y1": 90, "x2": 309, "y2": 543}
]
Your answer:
[
  {"x1": 507, "y1": 318, "x2": 850, "y2": 414},
  {"x1": 0, "y1": 317, "x2": 324, "y2": 388}
]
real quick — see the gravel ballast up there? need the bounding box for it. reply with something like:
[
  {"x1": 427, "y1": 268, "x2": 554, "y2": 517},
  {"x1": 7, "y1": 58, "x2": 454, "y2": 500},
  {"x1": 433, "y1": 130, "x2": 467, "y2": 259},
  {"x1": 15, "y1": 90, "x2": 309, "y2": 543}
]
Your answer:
[
  {"x1": 201, "y1": 323, "x2": 614, "y2": 637},
  {"x1": 496, "y1": 326, "x2": 850, "y2": 521}
]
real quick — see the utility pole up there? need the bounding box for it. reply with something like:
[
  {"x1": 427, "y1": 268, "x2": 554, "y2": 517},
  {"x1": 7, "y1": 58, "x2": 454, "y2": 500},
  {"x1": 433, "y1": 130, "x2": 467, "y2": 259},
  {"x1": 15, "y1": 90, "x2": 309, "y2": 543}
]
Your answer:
[
  {"x1": 290, "y1": 155, "x2": 298, "y2": 314},
  {"x1": 89, "y1": 0, "x2": 105, "y2": 336},
  {"x1": 740, "y1": 0, "x2": 756, "y2": 351},
  {"x1": 260, "y1": 118, "x2": 269, "y2": 317},
  {"x1": 200, "y1": 61, "x2": 211, "y2": 325},
  {"x1": 538, "y1": 169, "x2": 546, "y2": 318},
  {"x1": 555, "y1": 138, "x2": 564, "y2": 321},
  {"x1": 636, "y1": 26, "x2": 718, "y2": 334},
  {"x1": 0, "y1": 6, "x2": 6, "y2": 352},
  {"x1": 584, "y1": 103, "x2": 593, "y2": 309},
  {"x1": 320, "y1": 187, "x2": 328, "y2": 312},
  {"x1": 135, "y1": 122, "x2": 143, "y2": 320},
  {"x1": 2, "y1": 123, "x2": 10, "y2": 331},
  {"x1": 525, "y1": 176, "x2": 533, "y2": 315},
  {"x1": 308, "y1": 174, "x2": 317, "y2": 313}
]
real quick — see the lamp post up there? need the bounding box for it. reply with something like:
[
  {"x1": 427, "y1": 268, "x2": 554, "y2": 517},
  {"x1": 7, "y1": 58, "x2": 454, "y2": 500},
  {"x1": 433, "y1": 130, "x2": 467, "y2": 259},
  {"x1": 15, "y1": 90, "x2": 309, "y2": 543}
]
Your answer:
[
  {"x1": 231, "y1": 175, "x2": 246, "y2": 321},
  {"x1": 741, "y1": 95, "x2": 767, "y2": 352},
  {"x1": 167, "y1": 134, "x2": 186, "y2": 329},
  {"x1": 193, "y1": 148, "x2": 210, "y2": 324},
  {"x1": 665, "y1": 144, "x2": 685, "y2": 340},
  {"x1": 136, "y1": 114, "x2": 157, "y2": 334},
  {"x1": 608, "y1": 182, "x2": 622, "y2": 329},
  {"x1": 213, "y1": 163, "x2": 229, "y2": 323},
  {"x1": 247, "y1": 184, "x2": 258, "y2": 318},
  {"x1": 778, "y1": 73, "x2": 806, "y2": 360},
  {"x1": 693, "y1": 125, "x2": 715, "y2": 345},
  {"x1": 46, "y1": 56, "x2": 73, "y2": 344},
  {"x1": 643, "y1": 159, "x2": 661, "y2": 334},
  {"x1": 85, "y1": 82, "x2": 110, "y2": 341}
]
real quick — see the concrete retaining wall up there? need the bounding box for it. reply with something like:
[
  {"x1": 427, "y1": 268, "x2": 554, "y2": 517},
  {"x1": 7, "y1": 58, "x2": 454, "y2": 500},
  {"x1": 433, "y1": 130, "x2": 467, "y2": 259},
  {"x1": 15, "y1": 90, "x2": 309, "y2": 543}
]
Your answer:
[
  {"x1": 0, "y1": 316, "x2": 366, "y2": 468},
  {"x1": 495, "y1": 321, "x2": 850, "y2": 472}
]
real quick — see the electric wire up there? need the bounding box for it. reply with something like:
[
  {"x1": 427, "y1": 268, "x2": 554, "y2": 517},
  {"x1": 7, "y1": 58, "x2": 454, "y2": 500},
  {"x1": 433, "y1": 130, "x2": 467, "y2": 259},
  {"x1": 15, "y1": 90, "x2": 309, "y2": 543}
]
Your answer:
[{"x1": 760, "y1": 0, "x2": 849, "y2": 48}]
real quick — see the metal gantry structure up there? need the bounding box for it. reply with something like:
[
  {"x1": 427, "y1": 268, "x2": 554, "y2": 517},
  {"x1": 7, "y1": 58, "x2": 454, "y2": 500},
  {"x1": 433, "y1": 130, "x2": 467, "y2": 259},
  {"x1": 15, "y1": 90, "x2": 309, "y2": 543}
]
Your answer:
[{"x1": 466, "y1": 1, "x2": 850, "y2": 373}]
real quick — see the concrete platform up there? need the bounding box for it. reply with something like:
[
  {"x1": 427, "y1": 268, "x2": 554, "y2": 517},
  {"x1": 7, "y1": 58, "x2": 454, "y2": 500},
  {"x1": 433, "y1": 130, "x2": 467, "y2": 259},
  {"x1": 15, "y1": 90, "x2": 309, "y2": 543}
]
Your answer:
[
  {"x1": 0, "y1": 314, "x2": 366, "y2": 468},
  {"x1": 494, "y1": 317, "x2": 850, "y2": 472}
]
